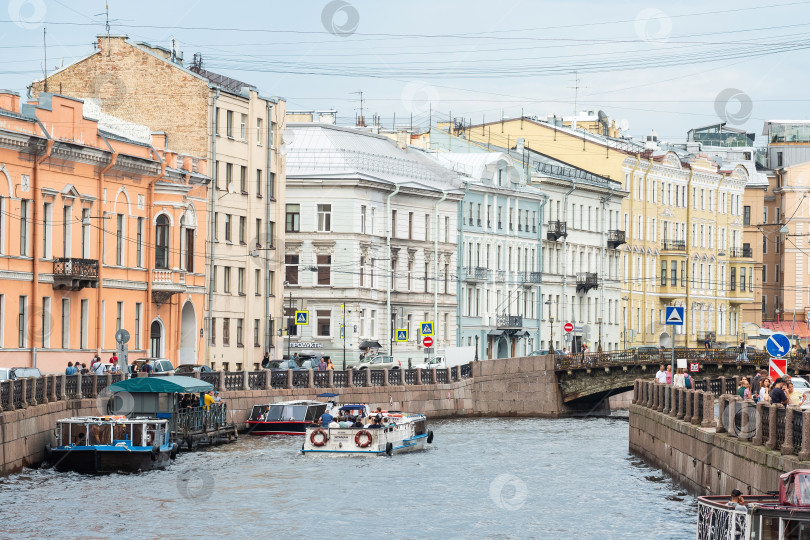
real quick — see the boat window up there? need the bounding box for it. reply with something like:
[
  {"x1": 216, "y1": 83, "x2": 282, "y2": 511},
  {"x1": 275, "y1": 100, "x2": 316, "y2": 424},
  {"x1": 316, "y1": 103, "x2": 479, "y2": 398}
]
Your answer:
[
  {"x1": 281, "y1": 405, "x2": 308, "y2": 421},
  {"x1": 113, "y1": 424, "x2": 129, "y2": 442},
  {"x1": 266, "y1": 405, "x2": 284, "y2": 421},
  {"x1": 250, "y1": 405, "x2": 269, "y2": 421},
  {"x1": 89, "y1": 424, "x2": 111, "y2": 445},
  {"x1": 55, "y1": 423, "x2": 63, "y2": 446},
  {"x1": 131, "y1": 424, "x2": 143, "y2": 446},
  {"x1": 783, "y1": 519, "x2": 810, "y2": 539},
  {"x1": 72, "y1": 424, "x2": 88, "y2": 446},
  {"x1": 146, "y1": 424, "x2": 157, "y2": 446},
  {"x1": 413, "y1": 419, "x2": 426, "y2": 436},
  {"x1": 797, "y1": 474, "x2": 810, "y2": 506},
  {"x1": 306, "y1": 405, "x2": 326, "y2": 421}
]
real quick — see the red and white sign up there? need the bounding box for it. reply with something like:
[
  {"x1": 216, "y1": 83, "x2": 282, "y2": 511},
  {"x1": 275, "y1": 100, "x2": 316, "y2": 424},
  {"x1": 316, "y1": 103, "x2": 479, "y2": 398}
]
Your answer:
[
  {"x1": 564, "y1": 322, "x2": 574, "y2": 333},
  {"x1": 690, "y1": 363, "x2": 700, "y2": 373},
  {"x1": 770, "y1": 358, "x2": 787, "y2": 381},
  {"x1": 422, "y1": 336, "x2": 433, "y2": 347}
]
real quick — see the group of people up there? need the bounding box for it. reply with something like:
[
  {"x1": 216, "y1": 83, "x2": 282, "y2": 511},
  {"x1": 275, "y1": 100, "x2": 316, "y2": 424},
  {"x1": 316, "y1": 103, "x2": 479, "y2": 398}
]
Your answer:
[
  {"x1": 65, "y1": 354, "x2": 121, "y2": 376},
  {"x1": 654, "y1": 365, "x2": 694, "y2": 389},
  {"x1": 178, "y1": 391, "x2": 222, "y2": 410},
  {"x1": 317, "y1": 407, "x2": 390, "y2": 430},
  {"x1": 737, "y1": 371, "x2": 805, "y2": 407}
]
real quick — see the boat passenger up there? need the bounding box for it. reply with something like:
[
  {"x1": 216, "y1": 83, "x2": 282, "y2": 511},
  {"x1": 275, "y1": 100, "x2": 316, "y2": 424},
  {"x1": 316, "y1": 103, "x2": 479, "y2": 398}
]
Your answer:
[
  {"x1": 203, "y1": 391, "x2": 215, "y2": 410},
  {"x1": 213, "y1": 391, "x2": 222, "y2": 404},
  {"x1": 319, "y1": 410, "x2": 334, "y2": 427},
  {"x1": 727, "y1": 489, "x2": 746, "y2": 511},
  {"x1": 366, "y1": 417, "x2": 383, "y2": 429}
]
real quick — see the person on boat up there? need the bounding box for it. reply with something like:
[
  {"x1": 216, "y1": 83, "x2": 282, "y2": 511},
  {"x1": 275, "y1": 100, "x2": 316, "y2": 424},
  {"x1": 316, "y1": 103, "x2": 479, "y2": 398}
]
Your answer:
[
  {"x1": 180, "y1": 394, "x2": 190, "y2": 409},
  {"x1": 655, "y1": 365, "x2": 667, "y2": 384},
  {"x1": 319, "y1": 409, "x2": 334, "y2": 428},
  {"x1": 203, "y1": 391, "x2": 215, "y2": 410},
  {"x1": 65, "y1": 362, "x2": 77, "y2": 376},
  {"x1": 352, "y1": 416, "x2": 364, "y2": 428},
  {"x1": 262, "y1": 352, "x2": 271, "y2": 369},
  {"x1": 366, "y1": 417, "x2": 383, "y2": 429},
  {"x1": 727, "y1": 489, "x2": 746, "y2": 511}
]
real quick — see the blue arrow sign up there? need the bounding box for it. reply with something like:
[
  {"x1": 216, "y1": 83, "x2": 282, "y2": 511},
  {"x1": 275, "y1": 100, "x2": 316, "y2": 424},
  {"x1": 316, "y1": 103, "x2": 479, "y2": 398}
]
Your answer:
[
  {"x1": 766, "y1": 333, "x2": 791, "y2": 358},
  {"x1": 665, "y1": 306, "x2": 684, "y2": 326}
]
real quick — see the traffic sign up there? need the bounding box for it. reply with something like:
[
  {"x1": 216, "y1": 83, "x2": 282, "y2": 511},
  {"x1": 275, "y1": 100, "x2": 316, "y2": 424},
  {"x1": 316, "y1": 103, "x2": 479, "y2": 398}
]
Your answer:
[
  {"x1": 295, "y1": 311, "x2": 309, "y2": 325},
  {"x1": 423, "y1": 336, "x2": 434, "y2": 347},
  {"x1": 395, "y1": 329, "x2": 408, "y2": 342},
  {"x1": 770, "y1": 358, "x2": 787, "y2": 381},
  {"x1": 766, "y1": 333, "x2": 790, "y2": 358},
  {"x1": 420, "y1": 322, "x2": 434, "y2": 336},
  {"x1": 564, "y1": 322, "x2": 574, "y2": 333},
  {"x1": 665, "y1": 306, "x2": 685, "y2": 326},
  {"x1": 689, "y1": 363, "x2": 699, "y2": 373},
  {"x1": 115, "y1": 329, "x2": 130, "y2": 344}
]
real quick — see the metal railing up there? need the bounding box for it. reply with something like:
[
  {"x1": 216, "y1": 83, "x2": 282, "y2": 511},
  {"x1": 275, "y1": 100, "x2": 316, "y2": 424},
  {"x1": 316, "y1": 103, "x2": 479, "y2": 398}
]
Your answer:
[
  {"x1": 436, "y1": 369, "x2": 449, "y2": 384},
  {"x1": 553, "y1": 347, "x2": 770, "y2": 370},
  {"x1": 607, "y1": 229, "x2": 626, "y2": 248},
  {"x1": 517, "y1": 271, "x2": 542, "y2": 284},
  {"x1": 172, "y1": 403, "x2": 228, "y2": 437},
  {"x1": 332, "y1": 371, "x2": 348, "y2": 388},
  {"x1": 729, "y1": 246, "x2": 753, "y2": 258},
  {"x1": 200, "y1": 372, "x2": 218, "y2": 386},
  {"x1": 248, "y1": 371, "x2": 266, "y2": 389},
  {"x1": 547, "y1": 220, "x2": 567, "y2": 240},
  {"x1": 465, "y1": 266, "x2": 490, "y2": 280},
  {"x1": 404, "y1": 369, "x2": 417, "y2": 385},
  {"x1": 370, "y1": 370, "x2": 384, "y2": 386},
  {"x1": 293, "y1": 371, "x2": 309, "y2": 388},
  {"x1": 762, "y1": 407, "x2": 771, "y2": 442},
  {"x1": 776, "y1": 407, "x2": 786, "y2": 449},
  {"x1": 351, "y1": 370, "x2": 366, "y2": 387},
  {"x1": 794, "y1": 410, "x2": 804, "y2": 455},
  {"x1": 421, "y1": 369, "x2": 434, "y2": 385},
  {"x1": 314, "y1": 371, "x2": 330, "y2": 388},
  {"x1": 460, "y1": 364, "x2": 472, "y2": 378},
  {"x1": 52, "y1": 257, "x2": 99, "y2": 278},
  {"x1": 224, "y1": 372, "x2": 242, "y2": 391},
  {"x1": 496, "y1": 315, "x2": 523, "y2": 328},
  {"x1": 388, "y1": 369, "x2": 402, "y2": 385},
  {"x1": 662, "y1": 240, "x2": 686, "y2": 251}
]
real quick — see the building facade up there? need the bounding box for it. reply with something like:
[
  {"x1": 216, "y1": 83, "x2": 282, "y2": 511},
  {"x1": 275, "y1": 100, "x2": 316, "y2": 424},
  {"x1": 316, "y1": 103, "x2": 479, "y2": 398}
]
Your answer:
[
  {"x1": 31, "y1": 36, "x2": 287, "y2": 369},
  {"x1": 0, "y1": 91, "x2": 208, "y2": 371},
  {"x1": 284, "y1": 123, "x2": 461, "y2": 364}
]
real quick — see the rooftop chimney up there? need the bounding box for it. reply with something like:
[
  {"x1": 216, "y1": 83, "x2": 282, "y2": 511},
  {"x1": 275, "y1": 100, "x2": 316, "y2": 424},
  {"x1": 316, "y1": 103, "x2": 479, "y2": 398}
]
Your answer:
[{"x1": 0, "y1": 90, "x2": 21, "y2": 114}]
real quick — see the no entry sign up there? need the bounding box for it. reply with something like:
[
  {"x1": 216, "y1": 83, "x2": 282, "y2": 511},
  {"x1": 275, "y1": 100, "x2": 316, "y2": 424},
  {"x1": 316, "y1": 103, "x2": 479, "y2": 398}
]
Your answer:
[
  {"x1": 422, "y1": 336, "x2": 433, "y2": 347},
  {"x1": 770, "y1": 358, "x2": 787, "y2": 381},
  {"x1": 564, "y1": 322, "x2": 574, "y2": 333}
]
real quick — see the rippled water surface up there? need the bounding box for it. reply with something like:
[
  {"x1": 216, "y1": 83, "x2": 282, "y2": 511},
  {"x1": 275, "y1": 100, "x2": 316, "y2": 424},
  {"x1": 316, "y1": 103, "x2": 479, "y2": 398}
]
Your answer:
[{"x1": 0, "y1": 416, "x2": 695, "y2": 539}]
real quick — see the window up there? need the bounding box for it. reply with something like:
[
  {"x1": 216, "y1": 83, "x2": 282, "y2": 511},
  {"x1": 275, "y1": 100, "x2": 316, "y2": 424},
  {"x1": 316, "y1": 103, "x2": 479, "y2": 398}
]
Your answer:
[
  {"x1": 776, "y1": 264, "x2": 780, "y2": 282},
  {"x1": 212, "y1": 266, "x2": 218, "y2": 292},
  {"x1": 239, "y1": 216, "x2": 246, "y2": 244},
  {"x1": 223, "y1": 318, "x2": 230, "y2": 346},
  {"x1": 269, "y1": 172, "x2": 275, "y2": 199},
  {"x1": 317, "y1": 310, "x2": 331, "y2": 336},
  {"x1": 40, "y1": 296, "x2": 50, "y2": 348},
  {"x1": 224, "y1": 266, "x2": 231, "y2": 293},
  {"x1": 18, "y1": 295, "x2": 27, "y2": 347},
  {"x1": 743, "y1": 206, "x2": 751, "y2": 226},
  {"x1": 80, "y1": 207, "x2": 89, "y2": 258},
  {"x1": 763, "y1": 264, "x2": 767, "y2": 283},
  {"x1": 285, "y1": 255, "x2": 300, "y2": 285},
  {"x1": 661, "y1": 260, "x2": 667, "y2": 286},
  {"x1": 445, "y1": 216, "x2": 450, "y2": 242},
  {"x1": 80, "y1": 299, "x2": 88, "y2": 349},
  {"x1": 268, "y1": 222, "x2": 275, "y2": 248},
  {"x1": 238, "y1": 267, "x2": 245, "y2": 295},
  {"x1": 113, "y1": 214, "x2": 123, "y2": 265},
  {"x1": 740, "y1": 267, "x2": 746, "y2": 291},
  {"x1": 213, "y1": 212, "x2": 219, "y2": 242},
  {"x1": 155, "y1": 215, "x2": 169, "y2": 269},
  {"x1": 371, "y1": 207, "x2": 376, "y2": 235},
  {"x1": 135, "y1": 303, "x2": 142, "y2": 349},
  {"x1": 226, "y1": 110, "x2": 233, "y2": 137},
  {"x1": 286, "y1": 204, "x2": 300, "y2": 233},
  {"x1": 763, "y1": 235, "x2": 767, "y2": 254},
  {"x1": 226, "y1": 163, "x2": 233, "y2": 190},
  {"x1": 671, "y1": 261, "x2": 677, "y2": 286},
  {"x1": 360, "y1": 256, "x2": 366, "y2": 287},
  {"x1": 240, "y1": 165, "x2": 247, "y2": 193},
  {"x1": 255, "y1": 269, "x2": 261, "y2": 296},
  {"x1": 317, "y1": 204, "x2": 332, "y2": 232},
  {"x1": 317, "y1": 255, "x2": 331, "y2": 285},
  {"x1": 254, "y1": 319, "x2": 260, "y2": 347},
  {"x1": 256, "y1": 169, "x2": 262, "y2": 197},
  {"x1": 236, "y1": 318, "x2": 243, "y2": 347},
  {"x1": 408, "y1": 260, "x2": 414, "y2": 290},
  {"x1": 225, "y1": 214, "x2": 232, "y2": 242},
  {"x1": 360, "y1": 205, "x2": 366, "y2": 234},
  {"x1": 256, "y1": 118, "x2": 263, "y2": 145},
  {"x1": 730, "y1": 267, "x2": 736, "y2": 290},
  {"x1": 776, "y1": 236, "x2": 780, "y2": 254},
  {"x1": 62, "y1": 205, "x2": 71, "y2": 257},
  {"x1": 240, "y1": 113, "x2": 247, "y2": 140},
  {"x1": 391, "y1": 210, "x2": 397, "y2": 237},
  {"x1": 136, "y1": 217, "x2": 144, "y2": 267},
  {"x1": 408, "y1": 212, "x2": 414, "y2": 239},
  {"x1": 211, "y1": 317, "x2": 217, "y2": 345}
]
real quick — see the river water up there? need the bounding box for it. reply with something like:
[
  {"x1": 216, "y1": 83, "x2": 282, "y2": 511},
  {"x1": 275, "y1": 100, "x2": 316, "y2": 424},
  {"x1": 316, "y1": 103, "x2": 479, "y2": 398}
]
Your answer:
[{"x1": 0, "y1": 415, "x2": 695, "y2": 539}]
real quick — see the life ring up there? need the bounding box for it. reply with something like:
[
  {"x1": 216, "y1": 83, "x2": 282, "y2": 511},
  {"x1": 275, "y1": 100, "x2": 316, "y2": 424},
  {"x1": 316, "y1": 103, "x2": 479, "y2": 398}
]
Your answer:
[
  {"x1": 310, "y1": 429, "x2": 329, "y2": 447},
  {"x1": 355, "y1": 430, "x2": 373, "y2": 448},
  {"x1": 150, "y1": 445, "x2": 159, "y2": 461},
  {"x1": 385, "y1": 442, "x2": 393, "y2": 456},
  {"x1": 427, "y1": 430, "x2": 434, "y2": 444}
]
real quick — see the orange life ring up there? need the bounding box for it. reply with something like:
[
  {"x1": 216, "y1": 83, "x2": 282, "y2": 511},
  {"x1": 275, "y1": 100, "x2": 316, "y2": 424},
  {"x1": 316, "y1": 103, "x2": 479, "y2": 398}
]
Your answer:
[
  {"x1": 355, "y1": 430, "x2": 373, "y2": 448},
  {"x1": 310, "y1": 429, "x2": 329, "y2": 447}
]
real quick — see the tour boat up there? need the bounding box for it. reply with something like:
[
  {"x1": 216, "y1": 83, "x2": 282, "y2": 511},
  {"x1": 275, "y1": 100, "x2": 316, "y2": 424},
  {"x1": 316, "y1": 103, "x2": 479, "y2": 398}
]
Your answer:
[
  {"x1": 45, "y1": 416, "x2": 179, "y2": 473},
  {"x1": 696, "y1": 469, "x2": 810, "y2": 539},
  {"x1": 246, "y1": 400, "x2": 331, "y2": 435},
  {"x1": 301, "y1": 405, "x2": 434, "y2": 455}
]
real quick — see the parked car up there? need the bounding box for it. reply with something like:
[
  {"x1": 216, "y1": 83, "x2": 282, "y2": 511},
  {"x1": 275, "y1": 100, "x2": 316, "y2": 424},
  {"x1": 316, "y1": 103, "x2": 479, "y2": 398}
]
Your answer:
[
  {"x1": 129, "y1": 358, "x2": 175, "y2": 375},
  {"x1": 631, "y1": 346, "x2": 661, "y2": 362},
  {"x1": 0, "y1": 367, "x2": 42, "y2": 380},
  {"x1": 528, "y1": 350, "x2": 551, "y2": 356},
  {"x1": 356, "y1": 355, "x2": 400, "y2": 370},
  {"x1": 267, "y1": 359, "x2": 305, "y2": 371},
  {"x1": 174, "y1": 364, "x2": 214, "y2": 374}
]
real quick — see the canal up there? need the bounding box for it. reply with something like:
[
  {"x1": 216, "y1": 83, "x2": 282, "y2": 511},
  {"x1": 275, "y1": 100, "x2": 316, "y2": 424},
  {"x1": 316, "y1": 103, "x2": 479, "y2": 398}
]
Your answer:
[{"x1": 0, "y1": 416, "x2": 695, "y2": 539}]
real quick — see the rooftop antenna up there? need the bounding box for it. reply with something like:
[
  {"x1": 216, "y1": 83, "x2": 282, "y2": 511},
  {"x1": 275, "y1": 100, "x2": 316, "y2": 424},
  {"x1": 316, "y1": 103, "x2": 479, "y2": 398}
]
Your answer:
[
  {"x1": 351, "y1": 90, "x2": 365, "y2": 126},
  {"x1": 94, "y1": 2, "x2": 111, "y2": 56},
  {"x1": 171, "y1": 37, "x2": 176, "y2": 63},
  {"x1": 42, "y1": 27, "x2": 47, "y2": 92},
  {"x1": 568, "y1": 71, "x2": 587, "y2": 117}
]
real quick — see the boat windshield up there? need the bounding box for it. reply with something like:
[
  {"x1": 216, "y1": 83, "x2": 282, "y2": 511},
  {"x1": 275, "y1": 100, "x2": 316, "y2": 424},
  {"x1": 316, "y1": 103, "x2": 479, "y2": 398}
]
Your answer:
[
  {"x1": 785, "y1": 473, "x2": 810, "y2": 506},
  {"x1": 266, "y1": 404, "x2": 309, "y2": 421}
]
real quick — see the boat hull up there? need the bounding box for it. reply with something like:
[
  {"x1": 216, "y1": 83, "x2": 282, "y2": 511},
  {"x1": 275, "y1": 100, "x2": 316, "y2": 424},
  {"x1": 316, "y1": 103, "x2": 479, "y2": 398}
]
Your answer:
[
  {"x1": 302, "y1": 426, "x2": 430, "y2": 456},
  {"x1": 245, "y1": 421, "x2": 313, "y2": 435},
  {"x1": 47, "y1": 447, "x2": 172, "y2": 473}
]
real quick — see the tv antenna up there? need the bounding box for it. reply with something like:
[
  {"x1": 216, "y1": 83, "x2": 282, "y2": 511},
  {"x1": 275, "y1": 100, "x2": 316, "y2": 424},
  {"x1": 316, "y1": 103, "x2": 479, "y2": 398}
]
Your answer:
[{"x1": 568, "y1": 71, "x2": 588, "y2": 116}]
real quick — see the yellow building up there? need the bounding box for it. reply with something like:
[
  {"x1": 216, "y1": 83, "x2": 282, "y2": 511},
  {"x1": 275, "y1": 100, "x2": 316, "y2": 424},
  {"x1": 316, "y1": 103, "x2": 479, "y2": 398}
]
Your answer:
[{"x1": 462, "y1": 116, "x2": 753, "y2": 347}]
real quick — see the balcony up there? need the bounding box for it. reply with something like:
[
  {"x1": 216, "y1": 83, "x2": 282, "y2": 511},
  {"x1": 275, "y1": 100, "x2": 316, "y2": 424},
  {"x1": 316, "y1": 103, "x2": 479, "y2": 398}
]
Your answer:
[
  {"x1": 465, "y1": 266, "x2": 490, "y2": 282},
  {"x1": 576, "y1": 272, "x2": 598, "y2": 293},
  {"x1": 152, "y1": 269, "x2": 187, "y2": 305},
  {"x1": 729, "y1": 246, "x2": 753, "y2": 258},
  {"x1": 496, "y1": 315, "x2": 523, "y2": 329},
  {"x1": 52, "y1": 258, "x2": 98, "y2": 291},
  {"x1": 607, "y1": 230, "x2": 626, "y2": 249},
  {"x1": 727, "y1": 280, "x2": 752, "y2": 303},
  {"x1": 517, "y1": 271, "x2": 542, "y2": 287},
  {"x1": 547, "y1": 220, "x2": 567, "y2": 241},
  {"x1": 661, "y1": 240, "x2": 686, "y2": 252}
]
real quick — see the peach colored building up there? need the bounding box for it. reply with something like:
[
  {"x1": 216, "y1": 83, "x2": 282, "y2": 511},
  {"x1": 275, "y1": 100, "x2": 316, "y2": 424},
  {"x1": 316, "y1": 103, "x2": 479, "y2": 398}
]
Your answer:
[{"x1": 0, "y1": 91, "x2": 209, "y2": 372}]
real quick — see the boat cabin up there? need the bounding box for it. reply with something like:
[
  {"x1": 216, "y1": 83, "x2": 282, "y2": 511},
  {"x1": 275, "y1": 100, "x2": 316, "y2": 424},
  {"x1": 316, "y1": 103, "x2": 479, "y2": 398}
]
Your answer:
[
  {"x1": 55, "y1": 417, "x2": 168, "y2": 448},
  {"x1": 248, "y1": 400, "x2": 327, "y2": 423}
]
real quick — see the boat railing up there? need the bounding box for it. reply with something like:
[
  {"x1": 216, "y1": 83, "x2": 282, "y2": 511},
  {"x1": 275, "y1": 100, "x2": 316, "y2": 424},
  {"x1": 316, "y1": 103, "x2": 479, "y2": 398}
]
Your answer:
[
  {"x1": 697, "y1": 498, "x2": 752, "y2": 540},
  {"x1": 172, "y1": 403, "x2": 228, "y2": 437}
]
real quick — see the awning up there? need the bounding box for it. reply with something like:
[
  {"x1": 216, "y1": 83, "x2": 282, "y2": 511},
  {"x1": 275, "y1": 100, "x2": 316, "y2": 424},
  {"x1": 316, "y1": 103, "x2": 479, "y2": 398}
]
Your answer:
[
  {"x1": 359, "y1": 340, "x2": 382, "y2": 350},
  {"x1": 317, "y1": 392, "x2": 339, "y2": 398},
  {"x1": 487, "y1": 330, "x2": 504, "y2": 336},
  {"x1": 109, "y1": 375, "x2": 214, "y2": 394}
]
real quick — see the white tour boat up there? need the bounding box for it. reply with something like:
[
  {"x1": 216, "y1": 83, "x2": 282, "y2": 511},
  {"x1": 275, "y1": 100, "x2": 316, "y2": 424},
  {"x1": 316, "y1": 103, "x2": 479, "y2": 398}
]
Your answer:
[{"x1": 301, "y1": 404, "x2": 434, "y2": 456}]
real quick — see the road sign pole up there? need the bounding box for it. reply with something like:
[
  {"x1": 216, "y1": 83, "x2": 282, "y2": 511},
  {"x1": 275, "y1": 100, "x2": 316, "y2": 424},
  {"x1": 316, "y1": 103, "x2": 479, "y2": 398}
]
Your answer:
[{"x1": 670, "y1": 323, "x2": 675, "y2": 387}]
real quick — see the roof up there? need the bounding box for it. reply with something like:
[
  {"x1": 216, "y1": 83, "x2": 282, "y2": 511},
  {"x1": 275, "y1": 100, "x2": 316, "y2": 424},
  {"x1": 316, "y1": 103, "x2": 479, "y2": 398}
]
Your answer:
[
  {"x1": 109, "y1": 375, "x2": 213, "y2": 394},
  {"x1": 762, "y1": 321, "x2": 810, "y2": 339}
]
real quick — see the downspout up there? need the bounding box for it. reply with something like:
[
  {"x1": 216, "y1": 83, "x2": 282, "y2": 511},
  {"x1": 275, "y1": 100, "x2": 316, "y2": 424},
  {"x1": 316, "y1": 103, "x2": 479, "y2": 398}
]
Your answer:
[
  {"x1": 31, "y1": 133, "x2": 53, "y2": 367},
  {"x1": 265, "y1": 101, "x2": 272, "y2": 358},
  {"x1": 207, "y1": 89, "x2": 220, "y2": 363},
  {"x1": 599, "y1": 184, "x2": 613, "y2": 351},
  {"x1": 561, "y1": 180, "x2": 576, "y2": 349},
  {"x1": 685, "y1": 167, "x2": 694, "y2": 346},
  {"x1": 640, "y1": 162, "x2": 652, "y2": 343},
  {"x1": 96, "y1": 133, "x2": 118, "y2": 356},
  {"x1": 625, "y1": 158, "x2": 641, "y2": 345},
  {"x1": 457, "y1": 181, "x2": 470, "y2": 348},
  {"x1": 537, "y1": 194, "x2": 548, "y2": 351},
  {"x1": 433, "y1": 189, "x2": 449, "y2": 346},
  {"x1": 386, "y1": 183, "x2": 400, "y2": 355},
  {"x1": 144, "y1": 146, "x2": 166, "y2": 358}
]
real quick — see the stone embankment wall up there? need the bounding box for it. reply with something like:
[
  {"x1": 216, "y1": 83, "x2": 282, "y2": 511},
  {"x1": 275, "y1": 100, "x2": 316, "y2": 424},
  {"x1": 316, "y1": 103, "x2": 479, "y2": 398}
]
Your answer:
[{"x1": 630, "y1": 379, "x2": 810, "y2": 495}]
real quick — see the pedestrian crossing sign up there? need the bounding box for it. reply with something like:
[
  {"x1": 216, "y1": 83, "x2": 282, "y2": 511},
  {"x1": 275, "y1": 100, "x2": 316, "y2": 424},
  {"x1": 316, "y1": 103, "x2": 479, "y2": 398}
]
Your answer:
[
  {"x1": 420, "y1": 322, "x2": 434, "y2": 336},
  {"x1": 295, "y1": 311, "x2": 309, "y2": 325},
  {"x1": 395, "y1": 329, "x2": 408, "y2": 342}
]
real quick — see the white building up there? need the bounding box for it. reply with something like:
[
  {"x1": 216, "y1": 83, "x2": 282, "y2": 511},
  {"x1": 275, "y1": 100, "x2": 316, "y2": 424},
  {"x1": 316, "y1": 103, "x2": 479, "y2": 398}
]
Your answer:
[{"x1": 284, "y1": 123, "x2": 462, "y2": 365}]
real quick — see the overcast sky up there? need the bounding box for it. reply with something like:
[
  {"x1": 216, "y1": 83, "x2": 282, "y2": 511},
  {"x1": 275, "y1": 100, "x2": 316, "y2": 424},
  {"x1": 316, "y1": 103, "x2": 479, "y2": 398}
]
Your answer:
[{"x1": 2, "y1": 0, "x2": 809, "y2": 144}]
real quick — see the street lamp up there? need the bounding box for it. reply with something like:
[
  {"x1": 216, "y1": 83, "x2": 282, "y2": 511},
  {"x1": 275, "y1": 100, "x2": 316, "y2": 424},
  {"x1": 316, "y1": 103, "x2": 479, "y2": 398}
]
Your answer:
[
  {"x1": 545, "y1": 299, "x2": 554, "y2": 354},
  {"x1": 597, "y1": 317, "x2": 603, "y2": 353},
  {"x1": 283, "y1": 281, "x2": 292, "y2": 362},
  {"x1": 622, "y1": 296, "x2": 629, "y2": 350}
]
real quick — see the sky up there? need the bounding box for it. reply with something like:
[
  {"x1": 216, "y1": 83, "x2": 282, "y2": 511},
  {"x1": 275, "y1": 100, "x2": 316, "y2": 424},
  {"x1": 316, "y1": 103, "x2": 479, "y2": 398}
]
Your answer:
[{"x1": 1, "y1": 0, "x2": 809, "y2": 145}]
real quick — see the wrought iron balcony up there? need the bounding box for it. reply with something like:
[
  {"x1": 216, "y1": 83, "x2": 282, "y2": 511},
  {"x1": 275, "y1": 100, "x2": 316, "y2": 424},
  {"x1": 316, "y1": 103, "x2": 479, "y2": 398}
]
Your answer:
[
  {"x1": 52, "y1": 258, "x2": 98, "y2": 291},
  {"x1": 465, "y1": 266, "x2": 490, "y2": 282},
  {"x1": 496, "y1": 315, "x2": 523, "y2": 329},
  {"x1": 661, "y1": 240, "x2": 686, "y2": 252},
  {"x1": 729, "y1": 246, "x2": 753, "y2": 258},
  {"x1": 547, "y1": 220, "x2": 567, "y2": 241},
  {"x1": 607, "y1": 229, "x2": 626, "y2": 249},
  {"x1": 517, "y1": 271, "x2": 542, "y2": 286},
  {"x1": 576, "y1": 272, "x2": 598, "y2": 293}
]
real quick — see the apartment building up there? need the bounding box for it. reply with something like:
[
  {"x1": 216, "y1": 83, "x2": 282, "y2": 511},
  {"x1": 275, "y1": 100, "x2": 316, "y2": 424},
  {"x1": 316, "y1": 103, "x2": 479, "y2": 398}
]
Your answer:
[
  {"x1": 0, "y1": 91, "x2": 208, "y2": 371},
  {"x1": 31, "y1": 36, "x2": 286, "y2": 368}
]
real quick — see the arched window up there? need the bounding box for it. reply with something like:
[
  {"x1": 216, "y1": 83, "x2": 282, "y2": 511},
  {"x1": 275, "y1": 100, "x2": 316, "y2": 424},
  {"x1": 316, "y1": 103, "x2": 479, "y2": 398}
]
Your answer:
[
  {"x1": 155, "y1": 215, "x2": 169, "y2": 269},
  {"x1": 150, "y1": 321, "x2": 162, "y2": 358}
]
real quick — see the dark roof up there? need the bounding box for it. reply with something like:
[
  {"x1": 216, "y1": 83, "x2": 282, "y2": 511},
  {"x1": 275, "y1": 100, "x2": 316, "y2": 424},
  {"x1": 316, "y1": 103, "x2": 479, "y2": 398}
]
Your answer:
[
  {"x1": 109, "y1": 375, "x2": 213, "y2": 394},
  {"x1": 189, "y1": 66, "x2": 255, "y2": 93}
]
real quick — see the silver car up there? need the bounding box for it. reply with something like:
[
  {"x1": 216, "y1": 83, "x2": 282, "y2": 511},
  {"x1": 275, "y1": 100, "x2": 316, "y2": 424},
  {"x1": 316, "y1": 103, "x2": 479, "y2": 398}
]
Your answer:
[{"x1": 356, "y1": 355, "x2": 401, "y2": 370}]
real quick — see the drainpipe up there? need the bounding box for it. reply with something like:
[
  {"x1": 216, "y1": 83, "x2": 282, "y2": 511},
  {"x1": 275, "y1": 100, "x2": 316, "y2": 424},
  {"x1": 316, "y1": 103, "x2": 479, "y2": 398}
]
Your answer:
[
  {"x1": 386, "y1": 183, "x2": 400, "y2": 356},
  {"x1": 207, "y1": 89, "x2": 220, "y2": 363},
  {"x1": 537, "y1": 194, "x2": 548, "y2": 351},
  {"x1": 31, "y1": 133, "x2": 53, "y2": 367},
  {"x1": 96, "y1": 133, "x2": 118, "y2": 357},
  {"x1": 599, "y1": 184, "x2": 613, "y2": 351},
  {"x1": 561, "y1": 180, "x2": 576, "y2": 347},
  {"x1": 265, "y1": 102, "x2": 272, "y2": 358},
  {"x1": 625, "y1": 159, "x2": 641, "y2": 346},
  {"x1": 433, "y1": 189, "x2": 449, "y2": 346},
  {"x1": 144, "y1": 146, "x2": 165, "y2": 359},
  {"x1": 457, "y1": 181, "x2": 470, "y2": 348},
  {"x1": 685, "y1": 168, "x2": 694, "y2": 346}
]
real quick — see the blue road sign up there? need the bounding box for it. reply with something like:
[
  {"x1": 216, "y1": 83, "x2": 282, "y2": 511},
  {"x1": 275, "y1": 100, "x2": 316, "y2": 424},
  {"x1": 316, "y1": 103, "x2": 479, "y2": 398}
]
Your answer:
[
  {"x1": 395, "y1": 329, "x2": 408, "y2": 342},
  {"x1": 766, "y1": 333, "x2": 791, "y2": 358},
  {"x1": 420, "y1": 322, "x2": 434, "y2": 336},
  {"x1": 665, "y1": 306, "x2": 685, "y2": 326},
  {"x1": 295, "y1": 311, "x2": 309, "y2": 325}
]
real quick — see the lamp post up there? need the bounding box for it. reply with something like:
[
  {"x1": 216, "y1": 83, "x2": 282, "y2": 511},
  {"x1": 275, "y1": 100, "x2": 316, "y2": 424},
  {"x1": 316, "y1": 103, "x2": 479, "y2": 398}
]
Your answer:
[
  {"x1": 545, "y1": 299, "x2": 554, "y2": 354},
  {"x1": 621, "y1": 296, "x2": 629, "y2": 350},
  {"x1": 597, "y1": 317, "x2": 603, "y2": 353},
  {"x1": 284, "y1": 281, "x2": 292, "y2": 362}
]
